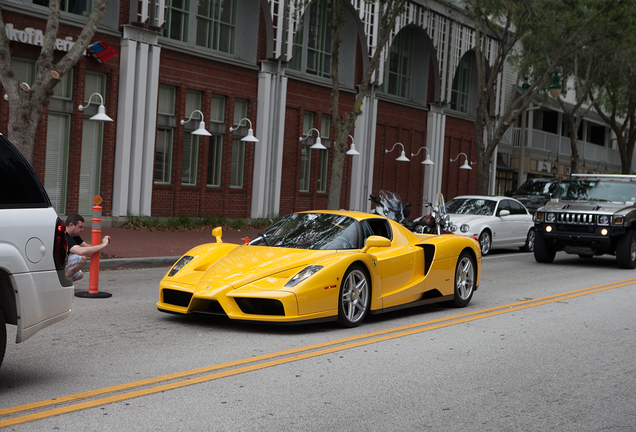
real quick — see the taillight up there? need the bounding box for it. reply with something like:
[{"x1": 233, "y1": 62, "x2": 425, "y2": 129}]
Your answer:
[{"x1": 53, "y1": 217, "x2": 67, "y2": 269}]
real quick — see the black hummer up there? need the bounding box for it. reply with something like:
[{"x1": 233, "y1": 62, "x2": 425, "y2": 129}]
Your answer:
[{"x1": 533, "y1": 174, "x2": 636, "y2": 268}]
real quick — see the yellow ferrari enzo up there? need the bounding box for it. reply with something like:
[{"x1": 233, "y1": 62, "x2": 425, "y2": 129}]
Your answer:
[{"x1": 157, "y1": 210, "x2": 481, "y2": 327}]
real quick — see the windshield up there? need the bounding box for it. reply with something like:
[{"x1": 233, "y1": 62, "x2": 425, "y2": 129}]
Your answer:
[
  {"x1": 251, "y1": 213, "x2": 360, "y2": 250},
  {"x1": 557, "y1": 180, "x2": 636, "y2": 202},
  {"x1": 446, "y1": 198, "x2": 497, "y2": 216},
  {"x1": 515, "y1": 180, "x2": 559, "y2": 196}
]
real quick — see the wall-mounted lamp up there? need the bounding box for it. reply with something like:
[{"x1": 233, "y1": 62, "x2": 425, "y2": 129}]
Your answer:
[
  {"x1": 299, "y1": 128, "x2": 327, "y2": 150},
  {"x1": 181, "y1": 109, "x2": 211, "y2": 136},
  {"x1": 230, "y1": 117, "x2": 259, "y2": 143},
  {"x1": 411, "y1": 146, "x2": 434, "y2": 165},
  {"x1": 346, "y1": 135, "x2": 360, "y2": 156},
  {"x1": 450, "y1": 152, "x2": 473, "y2": 170},
  {"x1": 549, "y1": 70, "x2": 562, "y2": 98},
  {"x1": 79, "y1": 92, "x2": 113, "y2": 122},
  {"x1": 3, "y1": 82, "x2": 31, "y2": 101},
  {"x1": 386, "y1": 143, "x2": 410, "y2": 162}
]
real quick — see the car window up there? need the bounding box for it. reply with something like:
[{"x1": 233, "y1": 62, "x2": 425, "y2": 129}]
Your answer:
[
  {"x1": 447, "y1": 198, "x2": 496, "y2": 216},
  {"x1": 0, "y1": 136, "x2": 51, "y2": 209},
  {"x1": 516, "y1": 180, "x2": 559, "y2": 196},
  {"x1": 508, "y1": 200, "x2": 526, "y2": 215},
  {"x1": 364, "y1": 218, "x2": 392, "y2": 240},
  {"x1": 497, "y1": 200, "x2": 511, "y2": 215}
]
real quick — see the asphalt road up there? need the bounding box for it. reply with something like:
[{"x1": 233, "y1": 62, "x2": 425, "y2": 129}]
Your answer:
[{"x1": 1, "y1": 250, "x2": 635, "y2": 431}]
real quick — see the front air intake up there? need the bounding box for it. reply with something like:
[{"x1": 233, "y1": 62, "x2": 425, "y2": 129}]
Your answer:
[
  {"x1": 163, "y1": 289, "x2": 193, "y2": 307},
  {"x1": 235, "y1": 298, "x2": 285, "y2": 316}
]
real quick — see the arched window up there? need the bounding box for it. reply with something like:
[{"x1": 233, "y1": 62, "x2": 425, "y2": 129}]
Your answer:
[
  {"x1": 386, "y1": 27, "x2": 414, "y2": 98},
  {"x1": 450, "y1": 53, "x2": 477, "y2": 115},
  {"x1": 290, "y1": 1, "x2": 332, "y2": 78}
]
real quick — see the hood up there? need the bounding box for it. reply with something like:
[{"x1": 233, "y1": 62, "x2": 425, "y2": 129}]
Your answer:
[
  {"x1": 198, "y1": 245, "x2": 334, "y2": 290},
  {"x1": 448, "y1": 213, "x2": 492, "y2": 226},
  {"x1": 540, "y1": 200, "x2": 632, "y2": 213}
]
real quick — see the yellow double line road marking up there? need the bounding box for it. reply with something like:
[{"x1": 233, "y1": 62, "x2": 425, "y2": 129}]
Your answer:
[{"x1": 1, "y1": 277, "x2": 634, "y2": 428}]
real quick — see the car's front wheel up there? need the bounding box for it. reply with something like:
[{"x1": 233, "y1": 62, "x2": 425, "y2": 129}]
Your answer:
[
  {"x1": 451, "y1": 252, "x2": 475, "y2": 307},
  {"x1": 616, "y1": 229, "x2": 636, "y2": 269},
  {"x1": 0, "y1": 309, "x2": 6, "y2": 370},
  {"x1": 534, "y1": 230, "x2": 556, "y2": 263},
  {"x1": 520, "y1": 228, "x2": 535, "y2": 252},
  {"x1": 478, "y1": 230, "x2": 492, "y2": 256},
  {"x1": 338, "y1": 265, "x2": 370, "y2": 327}
]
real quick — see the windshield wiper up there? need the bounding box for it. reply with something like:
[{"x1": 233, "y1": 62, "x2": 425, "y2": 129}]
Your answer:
[{"x1": 259, "y1": 233, "x2": 270, "y2": 246}]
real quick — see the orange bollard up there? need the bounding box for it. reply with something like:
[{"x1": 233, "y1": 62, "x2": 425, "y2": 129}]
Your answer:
[
  {"x1": 75, "y1": 196, "x2": 112, "y2": 298},
  {"x1": 244, "y1": 237, "x2": 249, "y2": 244}
]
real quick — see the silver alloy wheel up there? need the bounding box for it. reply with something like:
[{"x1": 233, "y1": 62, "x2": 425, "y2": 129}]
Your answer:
[
  {"x1": 526, "y1": 229, "x2": 535, "y2": 251},
  {"x1": 455, "y1": 255, "x2": 475, "y2": 302},
  {"x1": 340, "y1": 268, "x2": 369, "y2": 324},
  {"x1": 479, "y1": 231, "x2": 491, "y2": 255},
  {"x1": 630, "y1": 237, "x2": 636, "y2": 263}
]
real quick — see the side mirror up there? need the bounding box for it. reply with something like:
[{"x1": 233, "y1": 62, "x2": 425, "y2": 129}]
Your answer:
[
  {"x1": 498, "y1": 209, "x2": 511, "y2": 217},
  {"x1": 212, "y1": 227, "x2": 223, "y2": 243},
  {"x1": 362, "y1": 235, "x2": 391, "y2": 253}
]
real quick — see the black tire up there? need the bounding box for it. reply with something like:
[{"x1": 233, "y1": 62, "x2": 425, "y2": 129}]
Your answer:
[
  {"x1": 451, "y1": 252, "x2": 475, "y2": 307},
  {"x1": 0, "y1": 309, "x2": 6, "y2": 370},
  {"x1": 534, "y1": 230, "x2": 556, "y2": 263},
  {"x1": 616, "y1": 230, "x2": 636, "y2": 269},
  {"x1": 337, "y1": 264, "x2": 370, "y2": 327},
  {"x1": 578, "y1": 254, "x2": 594, "y2": 259},
  {"x1": 478, "y1": 230, "x2": 492, "y2": 256},
  {"x1": 520, "y1": 228, "x2": 535, "y2": 252}
]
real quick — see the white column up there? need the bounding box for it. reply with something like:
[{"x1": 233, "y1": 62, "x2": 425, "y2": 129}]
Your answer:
[
  {"x1": 112, "y1": 26, "x2": 160, "y2": 218},
  {"x1": 424, "y1": 105, "x2": 446, "y2": 214},
  {"x1": 251, "y1": 60, "x2": 287, "y2": 219},
  {"x1": 349, "y1": 90, "x2": 378, "y2": 212}
]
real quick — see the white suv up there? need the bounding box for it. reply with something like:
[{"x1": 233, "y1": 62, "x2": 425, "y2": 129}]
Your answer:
[{"x1": 0, "y1": 134, "x2": 73, "y2": 369}]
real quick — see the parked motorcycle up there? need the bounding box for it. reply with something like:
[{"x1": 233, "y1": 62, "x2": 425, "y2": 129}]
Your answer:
[
  {"x1": 369, "y1": 190, "x2": 453, "y2": 235},
  {"x1": 412, "y1": 193, "x2": 454, "y2": 235}
]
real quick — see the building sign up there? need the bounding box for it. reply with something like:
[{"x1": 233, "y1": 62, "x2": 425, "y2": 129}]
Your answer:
[{"x1": 5, "y1": 23, "x2": 78, "y2": 53}]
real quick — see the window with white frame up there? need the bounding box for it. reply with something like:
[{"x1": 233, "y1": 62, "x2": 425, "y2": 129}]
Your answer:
[
  {"x1": 158, "y1": 85, "x2": 176, "y2": 115},
  {"x1": 299, "y1": 111, "x2": 314, "y2": 192},
  {"x1": 164, "y1": 0, "x2": 237, "y2": 55},
  {"x1": 78, "y1": 119, "x2": 103, "y2": 215},
  {"x1": 78, "y1": 72, "x2": 106, "y2": 215},
  {"x1": 290, "y1": 0, "x2": 332, "y2": 78},
  {"x1": 44, "y1": 113, "x2": 70, "y2": 214},
  {"x1": 386, "y1": 27, "x2": 413, "y2": 98},
  {"x1": 317, "y1": 114, "x2": 330, "y2": 193},
  {"x1": 210, "y1": 94, "x2": 225, "y2": 123},
  {"x1": 233, "y1": 98, "x2": 248, "y2": 125},
  {"x1": 207, "y1": 134, "x2": 223, "y2": 187},
  {"x1": 155, "y1": 128, "x2": 173, "y2": 184},
  {"x1": 52, "y1": 69, "x2": 73, "y2": 100},
  {"x1": 164, "y1": 0, "x2": 190, "y2": 42},
  {"x1": 196, "y1": 0, "x2": 236, "y2": 53},
  {"x1": 182, "y1": 90, "x2": 202, "y2": 185},
  {"x1": 11, "y1": 58, "x2": 35, "y2": 87},
  {"x1": 230, "y1": 137, "x2": 244, "y2": 188},
  {"x1": 450, "y1": 54, "x2": 475, "y2": 114}
]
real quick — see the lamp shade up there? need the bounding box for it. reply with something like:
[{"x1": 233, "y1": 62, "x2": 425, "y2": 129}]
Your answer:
[
  {"x1": 346, "y1": 143, "x2": 360, "y2": 156},
  {"x1": 89, "y1": 104, "x2": 113, "y2": 122},
  {"x1": 421, "y1": 154, "x2": 434, "y2": 165},
  {"x1": 192, "y1": 120, "x2": 212, "y2": 136},
  {"x1": 310, "y1": 136, "x2": 327, "y2": 150},
  {"x1": 240, "y1": 128, "x2": 259, "y2": 142}
]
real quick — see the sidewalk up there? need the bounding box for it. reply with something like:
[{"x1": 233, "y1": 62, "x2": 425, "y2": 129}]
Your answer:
[{"x1": 96, "y1": 226, "x2": 262, "y2": 270}]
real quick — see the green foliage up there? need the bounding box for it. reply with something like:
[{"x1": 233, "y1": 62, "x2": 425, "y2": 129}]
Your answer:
[{"x1": 124, "y1": 214, "x2": 271, "y2": 232}]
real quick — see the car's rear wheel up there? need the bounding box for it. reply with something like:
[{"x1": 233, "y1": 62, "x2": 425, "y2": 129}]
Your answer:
[
  {"x1": 452, "y1": 252, "x2": 475, "y2": 307},
  {"x1": 0, "y1": 309, "x2": 6, "y2": 370},
  {"x1": 478, "y1": 230, "x2": 492, "y2": 256},
  {"x1": 520, "y1": 228, "x2": 535, "y2": 252},
  {"x1": 534, "y1": 230, "x2": 556, "y2": 263},
  {"x1": 616, "y1": 230, "x2": 636, "y2": 269},
  {"x1": 338, "y1": 265, "x2": 370, "y2": 327}
]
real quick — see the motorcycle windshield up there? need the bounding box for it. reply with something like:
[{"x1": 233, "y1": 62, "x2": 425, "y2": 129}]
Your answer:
[{"x1": 378, "y1": 190, "x2": 403, "y2": 213}]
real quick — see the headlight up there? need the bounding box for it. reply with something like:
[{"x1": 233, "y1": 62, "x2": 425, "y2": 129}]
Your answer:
[
  {"x1": 598, "y1": 215, "x2": 610, "y2": 225},
  {"x1": 460, "y1": 224, "x2": 470, "y2": 233},
  {"x1": 546, "y1": 213, "x2": 556, "y2": 223},
  {"x1": 168, "y1": 255, "x2": 194, "y2": 277},
  {"x1": 285, "y1": 265, "x2": 323, "y2": 287},
  {"x1": 450, "y1": 224, "x2": 458, "y2": 232}
]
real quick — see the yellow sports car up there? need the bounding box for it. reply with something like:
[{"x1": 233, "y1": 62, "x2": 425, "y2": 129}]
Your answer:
[{"x1": 157, "y1": 210, "x2": 481, "y2": 327}]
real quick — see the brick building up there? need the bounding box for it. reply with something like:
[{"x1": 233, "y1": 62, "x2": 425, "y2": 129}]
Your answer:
[{"x1": 1, "y1": 0, "x2": 499, "y2": 224}]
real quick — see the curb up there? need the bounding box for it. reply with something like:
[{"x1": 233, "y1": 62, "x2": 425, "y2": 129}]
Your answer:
[{"x1": 98, "y1": 256, "x2": 181, "y2": 271}]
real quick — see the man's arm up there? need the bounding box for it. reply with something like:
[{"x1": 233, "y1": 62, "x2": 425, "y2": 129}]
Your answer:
[{"x1": 68, "y1": 236, "x2": 111, "y2": 256}]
